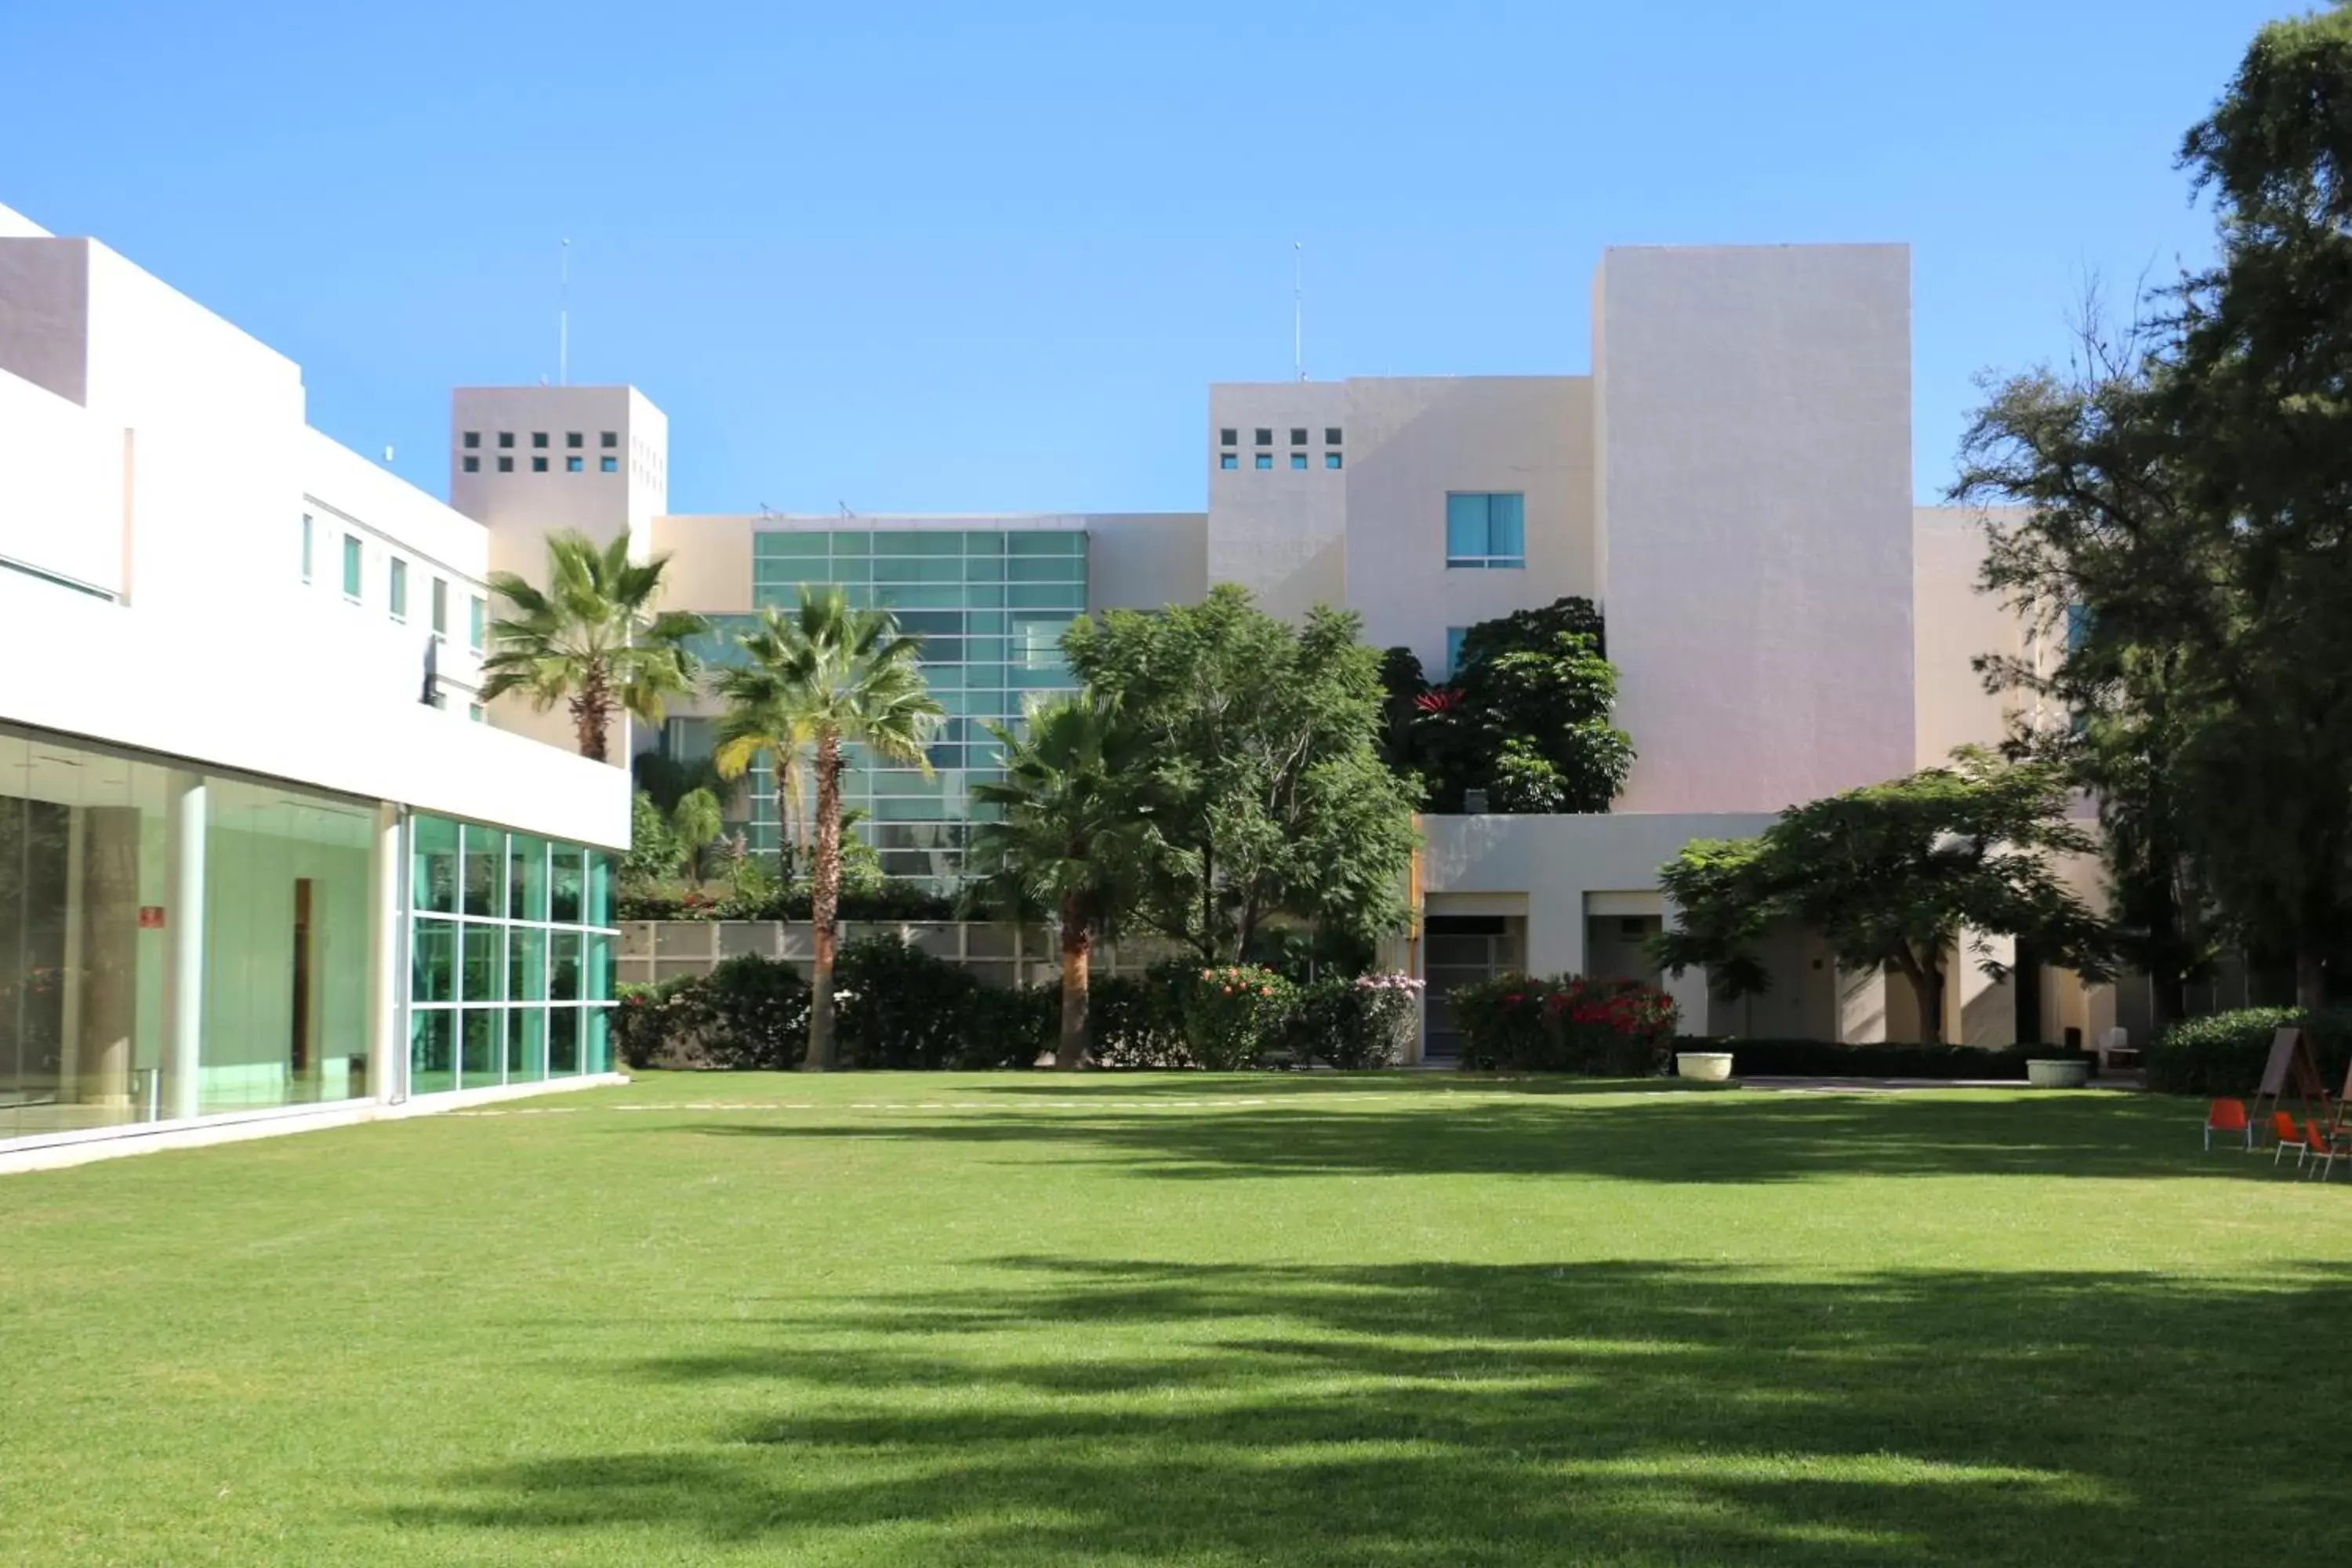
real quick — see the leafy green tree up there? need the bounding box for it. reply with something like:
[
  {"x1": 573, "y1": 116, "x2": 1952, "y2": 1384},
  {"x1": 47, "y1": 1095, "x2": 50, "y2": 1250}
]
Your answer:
[
  {"x1": 710, "y1": 589, "x2": 944, "y2": 1070},
  {"x1": 479, "y1": 532, "x2": 706, "y2": 762},
  {"x1": 671, "y1": 788, "x2": 724, "y2": 888},
  {"x1": 1654, "y1": 752, "x2": 2114, "y2": 1044},
  {"x1": 620, "y1": 790, "x2": 681, "y2": 888},
  {"x1": 967, "y1": 696, "x2": 1149, "y2": 1069},
  {"x1": 1063, "y1": 585, "x2": 1416, "y2": 963}
]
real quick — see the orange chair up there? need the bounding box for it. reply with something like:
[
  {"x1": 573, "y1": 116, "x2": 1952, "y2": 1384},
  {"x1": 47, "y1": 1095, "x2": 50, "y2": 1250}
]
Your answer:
[
  {"x1": 2206, "y1": 1098, "x2": 2250, "y2": 1151},
  {"x1": 2274, "y1": 1112, "x2": 2316, "y2": 1167},
  {"x1": 2304, "y1": 1120, "x2": 2348, "y2": 1182}
]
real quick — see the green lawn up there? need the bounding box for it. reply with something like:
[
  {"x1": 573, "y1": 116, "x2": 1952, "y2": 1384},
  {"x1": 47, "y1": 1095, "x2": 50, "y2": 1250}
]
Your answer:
[{"x1": 2, "y1": 1073, "x2": 2345, "y2": 1566}]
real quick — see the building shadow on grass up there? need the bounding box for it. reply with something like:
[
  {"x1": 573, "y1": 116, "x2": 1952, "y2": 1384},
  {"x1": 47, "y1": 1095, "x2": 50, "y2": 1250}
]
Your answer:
[
  {"x1": 670, "y1": 1091, "x2": 2267, "y2": 1185},
  {"x1": 392, "y1": 1258, "x2": 2352, "y2": 1566}
]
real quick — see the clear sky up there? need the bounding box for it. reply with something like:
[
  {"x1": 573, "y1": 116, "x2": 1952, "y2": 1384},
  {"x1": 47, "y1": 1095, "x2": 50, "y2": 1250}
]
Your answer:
[{"x1": 0, "y1": 0, "x2": 2292, "y2": 514}]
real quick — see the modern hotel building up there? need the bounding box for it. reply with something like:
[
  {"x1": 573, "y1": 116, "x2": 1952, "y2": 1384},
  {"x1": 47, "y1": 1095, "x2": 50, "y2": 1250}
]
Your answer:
[{"x1": 0, "y1": 200, "x2": 2114, "y2": 1151}]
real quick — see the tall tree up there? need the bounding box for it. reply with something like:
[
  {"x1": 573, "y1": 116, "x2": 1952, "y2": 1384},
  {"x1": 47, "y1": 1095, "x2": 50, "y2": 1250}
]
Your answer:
[
  {"x1": 2162, "y1": 1, "x2": 2352, "y2": 1009},
  {"x1": 967, "y1": 696, "x2": 1149, "y2": 1069},
  {"x1": 671, "y1": 787, "x2": 724, "y2": 888},
  {"x1": 710, "y1": 589, "x2": 943, "y2": 1070},
  {"x1": 1654, "y1": 752, "x2": 2114, "y2": 1044},
  {"x1": 479, "y1": 532, "x2": 706, "y2": 763},
  {"x1": 1063, "y1": 585, "x2": 1417, "y2": 963}
]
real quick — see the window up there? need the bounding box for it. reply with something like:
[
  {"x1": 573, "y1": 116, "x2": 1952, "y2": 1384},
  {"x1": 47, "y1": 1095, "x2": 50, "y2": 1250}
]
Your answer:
[
  {"x1": 1254, "y1": 453, "x2": 1273, "y2": 470},
  {"x1": 1444, "y1": 492, "x2": 1526, "y2": 568},
  {"x1": 1326, "y1": 452, "x2": 1343, "y2": 470},
  {"x1": 389, "y1": 557, "x2": 408, "y2": 620},
  {"x1": 1219, "y1": 428, "x2": 1237, "y2": 447},
  {"x1": 431, "y1": 578, "x2": 448, "y2": 637},
  {"x1": 341, "y1": 535, "x2": 362, "y2": 598},
  {"x1": 497, "y1": 432, "x2": 514, "y2": 449},
  {"x1": 601, "y1": 431, "x2": 618, "y2": 448},
  {"x1": 462, "y1": 431, "x2": 480, "y2": 449},
  {"x1": 565, "y1": 456, "x2": 584, "y2": 473},
  {"x1": 469, "y1": 703, "x2": 485, "y2": 722},
  {"x1": 1290, "y1": 427, "x2": 1308, "y2": 445},
  {"x1": 531, "y1": 432, "x2": 549, "y2": 449},
  {"x1": 532, "y1": 456, "x2": 549, "y2": 473},
  {"x1": 462, "y1": 456, "x2": 480, "y2": 473},
  {"x1": 496, "y1": 456, "x2": 514, "y2": 473},
  {"x1": 1326, "y1": 427, "x2": 1342, "y2": 445},
  {"x1": 566, "y1": 432, "x2": 583, "y2": 448},
  {"x1": 300, "y1": 514, "x2": 313, "y2": 582},
  {"x1": 469, "y1": 596, "x2": 485, "y2": 652},
  {"x1": 601, "y1": 456, "x2": 619, "y2": 473},
  {"x1": 1445, "y1": 626, "x2": 1469, "y2": 679},
  {"x1": 1219, "y1": 453, "x2": 1238, "y2": 470},
  {"x1": 1290, "y1": 452, "x2": 1308, "y2": 470},
  {"x1": 1254, "y1": 428, "x2": 1272, "y2": 446}
]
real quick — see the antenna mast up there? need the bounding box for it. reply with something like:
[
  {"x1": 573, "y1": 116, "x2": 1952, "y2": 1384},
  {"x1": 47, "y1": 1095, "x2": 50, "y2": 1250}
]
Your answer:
[
  {"x1": 558, "y1": 238, "x2": 571, "y2": 387},
  {"x1": 1294, "y1": 241, "x2": 1304, "y2": 381}
]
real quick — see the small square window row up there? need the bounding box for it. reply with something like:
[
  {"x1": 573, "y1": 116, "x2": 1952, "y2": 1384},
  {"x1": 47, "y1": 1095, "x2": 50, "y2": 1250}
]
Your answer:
[
  {"x1": 1220, "y1": 426, "x2": 1341, "y2": 447},
  {"x1": 463, "y1": 456, "x2": 619, "y2": 473},
  {"x1": 462, "y1": 430, "x2": 620, "y2": 450},
  {"x1": 1221, "y1": 452, "x2": 1342, "y2": 470}
]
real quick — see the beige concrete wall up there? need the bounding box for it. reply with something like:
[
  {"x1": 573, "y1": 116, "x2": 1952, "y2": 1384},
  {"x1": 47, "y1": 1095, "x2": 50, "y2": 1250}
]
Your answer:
[
  {"x1": 1915, "y1": 505, "x2": 2042, "y2": 767},
  {"x1": 1204, "y1": 383, "x2": 1350, "y2": 622},
  {"x1": 1087, "y1": 513, "x2": 1207, "y2": 611},
  {"x1": 646, "y1": 512, "x2": 757, "y2": 613},
  {"x1": 1596, "y1": 245, "x2": 1915, "y2": 814}
]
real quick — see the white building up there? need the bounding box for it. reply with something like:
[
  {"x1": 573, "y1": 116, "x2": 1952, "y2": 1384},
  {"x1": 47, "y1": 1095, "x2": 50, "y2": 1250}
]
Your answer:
[{"x1": 0, "y1": 201, "x2": 631, "y2": 1167}]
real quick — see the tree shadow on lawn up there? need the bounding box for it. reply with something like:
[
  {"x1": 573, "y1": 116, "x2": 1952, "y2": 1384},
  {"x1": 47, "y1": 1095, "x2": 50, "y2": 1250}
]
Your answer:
[
  {"x1": 967, "y1": 1073, "x2": 1673, "y2": 1098},
  {"x1": 673, "y1": 1091, "x2": 2272, "y2": 1185},
  {"x1": 395, "y1": 1257, "x2": 2352, "y2": 1566}
]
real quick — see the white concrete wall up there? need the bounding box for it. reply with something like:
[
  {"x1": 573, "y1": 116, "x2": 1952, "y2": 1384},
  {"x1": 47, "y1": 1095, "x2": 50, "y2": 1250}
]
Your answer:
[
  {"x1": 1086, "y1": 513, "x2": 1207, "y2": 611},
  {"x1": 1595, "y1": 245, "x2": 1915, "y2": 813},
  {"x1": 0, "y1": 365, "x2": 123, "y2": 592},
  {"x1": 1915, "y1": 505, "x2": 2043, "y2": 768},
  {"x1": 1338, "y1": 376, "x2": 1594, "y2": 673}
]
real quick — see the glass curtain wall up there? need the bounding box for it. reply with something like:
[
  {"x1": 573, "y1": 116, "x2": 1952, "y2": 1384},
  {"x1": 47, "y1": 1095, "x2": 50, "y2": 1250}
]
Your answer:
[
  {"x1": 408, "y1": 815, "x2": 616, "y2": 1096},
  {"x1": 0, "y1": 723, "x2": 376, "y2": 1143},
  {"x1": 683, "y1": 526, "x2": 1087, "y2": 884}
]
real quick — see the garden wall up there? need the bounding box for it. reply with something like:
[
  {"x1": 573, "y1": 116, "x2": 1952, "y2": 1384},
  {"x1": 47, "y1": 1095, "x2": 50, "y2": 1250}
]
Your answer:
[{"x1": 618, "y1": 920, "x2": 1192, "y2": 990}]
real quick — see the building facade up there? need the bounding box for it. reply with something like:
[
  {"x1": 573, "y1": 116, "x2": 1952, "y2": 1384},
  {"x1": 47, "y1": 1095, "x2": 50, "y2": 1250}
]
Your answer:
[{"x1": 0, "y1": 202, "x2": 630, "y2": 1167}]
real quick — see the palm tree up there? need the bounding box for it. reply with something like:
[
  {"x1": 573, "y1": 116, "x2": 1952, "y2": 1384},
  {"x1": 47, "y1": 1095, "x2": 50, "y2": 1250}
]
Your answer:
[
  {"x1": 968, "y1": 696, "x2": 1147, "y2": 1070},
  {"x1": 671, "y1": 787, "x2": 724, "y2": 887},
  {"x1": 479, "y1": 532, "x2": 706, "y2": 762},
  {"x1": 710, "y1": 588, "x2": 942, "y2": 1070}
]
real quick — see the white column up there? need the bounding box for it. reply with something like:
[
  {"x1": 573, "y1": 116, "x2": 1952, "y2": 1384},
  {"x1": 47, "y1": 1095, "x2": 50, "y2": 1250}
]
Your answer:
[
  {"x1": 366, "y1": 806, "x2": 405, "y2": 1103},
  {"x1": 162, "y1": 771, "x2": 205, "y2": 1121}
]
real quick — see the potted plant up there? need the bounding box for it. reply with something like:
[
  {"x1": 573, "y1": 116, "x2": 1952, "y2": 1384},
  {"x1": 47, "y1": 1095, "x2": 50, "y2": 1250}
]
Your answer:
[
  {"x1": 1675, "y1": 1046, "x2": 1735, "y2": 1083},
  {"x1": 2025, "y1": 1055, "x2": 2091, "y2": 1089}
]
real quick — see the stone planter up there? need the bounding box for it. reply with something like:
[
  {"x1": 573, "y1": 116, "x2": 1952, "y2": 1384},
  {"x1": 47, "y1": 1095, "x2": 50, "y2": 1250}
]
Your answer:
[
  {"x1": 1675, "y1": 1051, "x2": 1734, "y2": 1083},
  {"x1": 2026, "y1": 1058, "x2": 2091, "y2": 1090}
]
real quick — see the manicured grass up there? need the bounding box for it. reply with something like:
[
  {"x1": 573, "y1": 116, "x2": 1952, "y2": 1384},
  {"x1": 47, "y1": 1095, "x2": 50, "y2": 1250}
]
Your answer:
[{"x1": 2, "y1": 1073, "x2": 2347, "y2": 1565}]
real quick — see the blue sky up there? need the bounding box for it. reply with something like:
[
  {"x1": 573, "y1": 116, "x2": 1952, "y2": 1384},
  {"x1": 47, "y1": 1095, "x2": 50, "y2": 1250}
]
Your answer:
[{"x1": 1, "y1": 0, "x2": 2289, "y2": 513}]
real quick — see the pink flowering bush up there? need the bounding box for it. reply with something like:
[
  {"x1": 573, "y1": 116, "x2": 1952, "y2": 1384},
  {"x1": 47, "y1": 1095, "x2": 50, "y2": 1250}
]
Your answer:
[
  {"x1": 1447, "y1": 971, "x2": 1679, "y2": 1075},
  {"x1": 1182, "y1": 964, "x2": 1296, "y2": 1069}
]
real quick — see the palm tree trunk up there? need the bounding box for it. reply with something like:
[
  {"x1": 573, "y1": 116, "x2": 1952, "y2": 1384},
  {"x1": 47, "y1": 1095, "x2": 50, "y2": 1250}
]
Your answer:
[
  {"x1": 572, "y1": 659, "x2": 612, "y2": 762},
  {"x1": 804, "y1": 735, "x2": 843, "y2": 1071},
  {"x1": 1058, "y1": 895, "x2": 1091, "y2": 1070}
]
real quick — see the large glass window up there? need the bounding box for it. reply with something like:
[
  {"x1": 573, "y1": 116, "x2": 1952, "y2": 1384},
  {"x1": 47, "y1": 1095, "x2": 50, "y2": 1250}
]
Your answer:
[
  {"x1": 1445, "y1": 493, "x2": 1526, "y2": 569},
  {"x1": 406, "y1": 815, "x2": 619, "y2": 1097}
]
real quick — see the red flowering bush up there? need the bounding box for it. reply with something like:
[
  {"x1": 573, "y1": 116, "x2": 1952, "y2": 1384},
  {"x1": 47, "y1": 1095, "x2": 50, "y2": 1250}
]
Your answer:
[{"x1": 1447, "y1": 971, "x2": 1678, "y2": 1075}]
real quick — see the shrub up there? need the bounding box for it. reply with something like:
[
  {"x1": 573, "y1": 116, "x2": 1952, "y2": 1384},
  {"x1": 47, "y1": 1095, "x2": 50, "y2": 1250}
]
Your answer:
[
  {"x1": 615, "y1": 880, "x2": 958, "y2": 924},
  {"x1": 1450, "y1": 973, "x2": 1679, "y2": 1075},
  {"x1": 699, "y1": 954, "x2": 811, "y2": 1069},
  {"x1": 1083, "y1": 974, "x2": 1193, "y2": 1069},
  {"x1": 1181, "y1": 964, "x2": 1297, "y2": 1070},
  {"x1": 965, "y1": 983, "x2": 1058, "y2": 1069},
  {"x1": 2146, "y1": 1007, "x2": 2352, "y2": 1097},
  {"x1": 1287, "y1": 972, "x2": 1421, "y2": 1069},
  {"x1": 832, "y1": 935, "x2": 985, "y2": 1070},
  {"x1": 1687, "y1": 1037, "x2": 2098, "y2": 1081}
]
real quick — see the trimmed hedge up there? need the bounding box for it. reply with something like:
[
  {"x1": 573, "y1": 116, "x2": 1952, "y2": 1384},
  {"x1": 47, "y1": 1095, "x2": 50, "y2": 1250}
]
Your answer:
[
  {"x1": 2145, "y1": 1007, "x2": 2352, "y2": 1098},
  {"x1": 616, "y1": 882, "x2": 958, "y2": 924},
  {"x1": 1679, "y1": 1038, "x2": 2100, "y2": 1081},
  {"x1": 1447, "y1": 974, "x2": 1680, "y2": 1075}
]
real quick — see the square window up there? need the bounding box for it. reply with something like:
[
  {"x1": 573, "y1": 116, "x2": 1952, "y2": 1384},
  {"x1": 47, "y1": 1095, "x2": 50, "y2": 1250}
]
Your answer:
[
  {"x1": 1444, "y1": 492, "x2": 1526, "y2": 568},
  {"x1": 601, "y1": 430, "x2": 618, "y2": 448},
  {"x1": 532, "y1": 432, "x2": 549, "y2": 448},
  {"x1": 1219, "y1": 427, "x2": 1237, "y2": 447},
  {"x1": 532, "y1": 456, "x2": 549, "y2": 473},
  {"x1": 566, "y1": 431, "x2": 583, "y2": 448},
  {"x1": 1254, "y1": 427, "x2": 1272, "y2": 445},
  {"x1": 497, "y1": 456, "x2": 514, "y2": 473},
  {"x1": 601, "y1": 455, "x2": 619, "y2": 473},
  {"x1": 1290, "y1": 427, "x2": 1308, "y2": 445},
  {"x1": 1325, "y1": 452, "x2": 1343, "y2": 470},
  {"x1": 1290, "y1": 452, "x2": 1308, "y2": 470},
  {"x1": 497, "y1": 431, "x2": 514, "y2": 448},
  {"x1": 1326, "y1": 427, "x2": 1342, "y2": 445},
  {"x1": 462, "y1": 430, "x2": 480, "y2": 448},
  {"x1": 566, "y1": 455, "x2": 584, "y2": 473},
  {"x1": 469, "y1": 703, "x2": 485, "y2": 723},
  {"x1": 1254, "y1": 453, "x2": 1273, "y2": 470},
  {"x1": 1219, "y1": 453, "x2": 1238, "y2": 470},
  {"x1": 461, "y1": 455, "x2": 480, "y2": 473}
]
